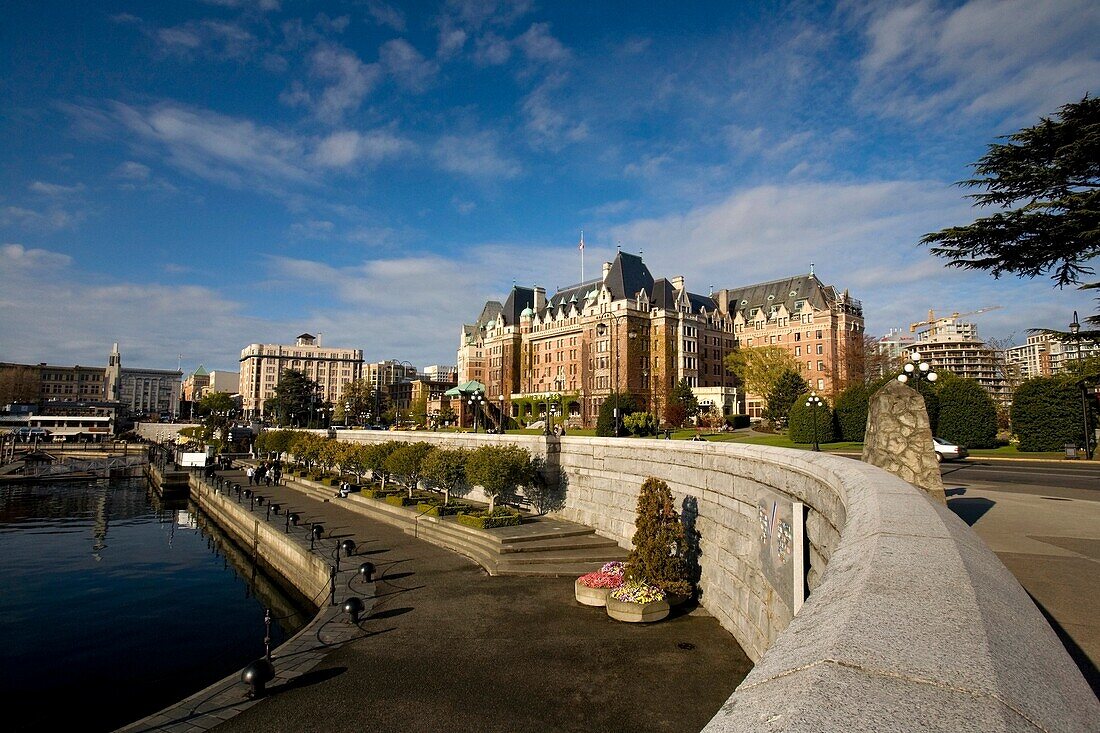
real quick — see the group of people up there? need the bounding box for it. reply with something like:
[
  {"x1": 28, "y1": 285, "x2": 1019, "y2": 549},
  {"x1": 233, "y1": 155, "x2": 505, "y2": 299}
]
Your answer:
[{"x1": 246, "y1": 460, "x2": 281, "y2": 487}]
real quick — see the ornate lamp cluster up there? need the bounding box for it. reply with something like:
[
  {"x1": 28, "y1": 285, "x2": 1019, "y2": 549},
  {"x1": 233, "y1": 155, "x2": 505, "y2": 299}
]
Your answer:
[{"x1": 897, "y1": 351, "x2": 937, "y2": 384}]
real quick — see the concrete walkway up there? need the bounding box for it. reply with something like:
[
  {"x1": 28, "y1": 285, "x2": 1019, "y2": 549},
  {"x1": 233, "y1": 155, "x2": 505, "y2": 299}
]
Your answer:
[{"x1": 188, "y1": 468, "x2": 751, "y2": 733}]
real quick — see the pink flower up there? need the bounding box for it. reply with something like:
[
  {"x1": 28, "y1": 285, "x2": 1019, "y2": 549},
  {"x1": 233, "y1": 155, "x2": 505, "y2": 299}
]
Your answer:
[{"x1": 578, "y1": 571, "x2": 624, "y2": 589}]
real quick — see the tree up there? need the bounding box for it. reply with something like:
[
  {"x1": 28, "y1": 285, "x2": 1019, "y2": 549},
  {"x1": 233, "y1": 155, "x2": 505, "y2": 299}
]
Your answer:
[
  {"x1": 788, "y1": 392, "x2": 836, "y2": 444},
  {"x1": 596, "y1": 391, "x2": 640, "y2": 437},
  {"x1": 336, "y1": 379, "x2": 373, "y2": 424},
  {"x1": 725, "y1": 346, "x2": 800, "y2": 398},
  {"x1": 936, "y1": 377, "x2": 998, "y2": 448},
  {"x1": 265, "y1": 369, "x2": 323, "y2": 427},
  {"x1": 625, "y1": 478, "x2": 691, "y2": 598},
  {"x1": 666, "y1": 379, "x2": 699, "y2": 427},
  {"x1": 411, "y1": 393, "x2": 428, "y2": 427},
  {"x1": 384, "y1": 441, "x2": 434, "y2": 498},
  {"x1": 364, "y1": 441, "x2": 399, "y2": 489},
  {"x1": 422, "y1": 447, "x2": 469, "y2": 504},
  {"x1": 437, "y1": 404, "x2": 457, "y2": 427},
  {"x1": 834, "y1": 384, "x2": 872, "y2": 442},
  {"x1": 922, "y1": 95, "x2": 1100, "y2": 329},
  {"x1": 195, "y1": 391, "x2": 236, "y2": 443},
  {"x1": 1011, "y1": 377, "x2": 1088, "y2": 451},
  {"x1": 764, "y1": 369, "x2": 809, "y2": 427},
  {"x1": 291, "y1": 432, "x2": 322, "y2": 470},
  {"x1": 466, "y1": 445, "x2": 532, "y2": 512},
  {"x1": 339, "y1": 442, "x2": 369, "y2": 482}
]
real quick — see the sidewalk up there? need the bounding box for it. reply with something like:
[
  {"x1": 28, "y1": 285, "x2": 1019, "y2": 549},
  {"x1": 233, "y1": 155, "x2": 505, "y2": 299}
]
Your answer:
[{"x1": 180, "y1": 466, "x2": 752, "y2": 733}]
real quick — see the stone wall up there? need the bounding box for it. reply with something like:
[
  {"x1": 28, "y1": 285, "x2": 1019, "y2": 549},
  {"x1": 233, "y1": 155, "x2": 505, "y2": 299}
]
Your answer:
[{"x1": 178, "y1": 428, "x2": 1100, "y2": 730}]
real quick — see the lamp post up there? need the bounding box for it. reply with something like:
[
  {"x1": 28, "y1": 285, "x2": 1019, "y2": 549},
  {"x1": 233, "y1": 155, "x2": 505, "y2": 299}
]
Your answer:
[
  {"x1": 497, "y1": 393, "x2": 505, "y2": 434},
  {"x1": 805, "y1": 392, "x2": 823, "y2": 452},
  {"x1": 344, "y1": 401, "x2": 351, "y2": 428},
  {"x1": 896, "y1": 350, "x2": 938, "y2": 385},
  {"x1": 596, "y1": 312, "x2": 633, "y2": 436},
  {"x1": 468, "y1": 389, "x2": 484, "y2": 433},
  {"x1": 1070, "y1": 311, "x2": 1092, "y2": 459}
]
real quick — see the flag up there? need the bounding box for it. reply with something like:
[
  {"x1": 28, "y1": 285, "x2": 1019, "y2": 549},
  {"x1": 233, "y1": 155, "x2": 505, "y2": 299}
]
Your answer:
[{"x1": 578, "y1": 230, "x2": 584, "y2": 251}]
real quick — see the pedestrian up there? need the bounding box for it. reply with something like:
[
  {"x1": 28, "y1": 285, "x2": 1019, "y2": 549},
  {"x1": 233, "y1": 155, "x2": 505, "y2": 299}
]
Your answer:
[
  {"x1": 273, "y1": 467, "x2": 281, "y2": 486},
  {"x1": 246, "y1": 466, "x2": 254, "y2": 485},
  {"x1": 266, "y1": 472, "x2": 272, "y2": 487}
]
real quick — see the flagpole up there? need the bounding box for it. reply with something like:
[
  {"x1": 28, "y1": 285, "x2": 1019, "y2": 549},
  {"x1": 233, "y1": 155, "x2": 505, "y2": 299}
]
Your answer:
[{"x1": 579, "y1": 230, "x2": 584, "y2": 283}]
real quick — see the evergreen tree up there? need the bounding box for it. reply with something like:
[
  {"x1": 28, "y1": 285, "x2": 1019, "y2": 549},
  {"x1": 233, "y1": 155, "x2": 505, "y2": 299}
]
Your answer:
[
  {"x1": 1011, "y1": 377, "x2": 1089, "y2": 452},
  {"x1": 922, "y1": 95, "x2": 1100, "y2": 330},
  {"x1": 834, "y1": 384, "x2": 871, "y2": 442},
  {"x1": 936, "y1": 377, "x2": 998, "y2": 448},
  {"x1": 788, "y1": 392, "x2": 836, "y2": 444},
  {"x1": 264, "y1": 369, "x2": 323, "y2": 427},
  {"x1": 667, "y1": 379, "x2": 699, "y2": 425},
  {"x1": 596, "y1": 391, "x2": 640, "y2": 436},
  {"x1": 625, "y1": 478, "x2": 691, "y2": 598},
  {"x1": 764, "y1": 369, "x2": 810, "y2": 427}
]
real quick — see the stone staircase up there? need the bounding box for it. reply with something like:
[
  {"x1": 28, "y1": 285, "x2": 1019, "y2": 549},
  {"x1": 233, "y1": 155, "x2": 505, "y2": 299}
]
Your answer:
[{"x1": 263, "y1": 469, "x2": 626, "y2": 577}]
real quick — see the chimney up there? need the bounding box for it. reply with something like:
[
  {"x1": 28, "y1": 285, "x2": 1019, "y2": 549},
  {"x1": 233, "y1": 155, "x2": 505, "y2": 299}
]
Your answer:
[
  {"x1": 533, "y1": 286, "x2": 546, "y2": 311},
  {"x1": 671, "y1": 275, "x2": 685, "y2": 292},
  {"x1": 602, "y1": 261, "x2": 612, "y2": 280}
]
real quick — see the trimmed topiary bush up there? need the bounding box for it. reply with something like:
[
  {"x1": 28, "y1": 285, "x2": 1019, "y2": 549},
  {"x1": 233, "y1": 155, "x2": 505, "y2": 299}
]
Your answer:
[
  {"x1": 936, "y1": 377, "x2": 998, "y2": 448},
  {"x1": 625, "y1": 478, "x2": 690, "y2": 598},
  {"x1": 788, "y1": 393, "x2": 837, "y2": 444},
  {"x1": 834, "y1": 384, "x2": 871, "y2": 442},
  {"x1": 1011, "y1": 377, "x2": 1087, "y2": 451}
]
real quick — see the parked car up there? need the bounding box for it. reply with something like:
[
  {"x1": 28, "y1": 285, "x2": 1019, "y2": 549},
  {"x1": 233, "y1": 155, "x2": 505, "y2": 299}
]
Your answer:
[{"x1": 933, "y1": 437, "x2": 968, "y2": 462}]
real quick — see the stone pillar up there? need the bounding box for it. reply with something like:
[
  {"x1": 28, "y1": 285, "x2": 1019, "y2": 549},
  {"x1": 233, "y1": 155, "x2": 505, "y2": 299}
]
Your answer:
[{"x1": 861, "y1": 380, "x2": 945, "y2": 503}]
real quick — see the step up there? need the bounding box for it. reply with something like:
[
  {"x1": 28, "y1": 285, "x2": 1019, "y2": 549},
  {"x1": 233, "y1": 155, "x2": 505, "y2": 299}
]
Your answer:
[
  {"x1": 498, "y1": 535, "x2": 622, "y2": 554},
  {"x1": 493, "y1": 561, "x2": 612, "y2": 578},
  {"x1": 493, "y1": 522, "x2": 601, "y2": 545},
  {"x1": 498, "y1": 547, "x2": 629, "y2": 565}
]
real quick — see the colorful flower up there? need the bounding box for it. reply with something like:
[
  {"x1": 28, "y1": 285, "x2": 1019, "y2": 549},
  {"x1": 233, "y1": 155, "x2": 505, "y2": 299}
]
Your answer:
[
  {"x1": 610, "y1": 581, "x2": 665, "y2": 604},
  {"x1": 578, "y1": 571, "x2": 624, "y2": 589},
  {"x1": 600, "y1": 561, "x2": 625, "y2": 576}
]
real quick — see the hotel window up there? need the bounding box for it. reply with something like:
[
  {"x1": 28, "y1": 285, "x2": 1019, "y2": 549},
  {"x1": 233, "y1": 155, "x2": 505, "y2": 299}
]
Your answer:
[
  {"x1": 816, "y1": 344, "x2": 823, "y2": 355},
  {"x1": 796, "y1": 346, "x2": 802, "y2": 356},
  {"x1": 817, "y1": 360, "x2": 825, "y2": 371},
  {"x1": 816, "y1": 330, "x2": 823, "y2": 339}
]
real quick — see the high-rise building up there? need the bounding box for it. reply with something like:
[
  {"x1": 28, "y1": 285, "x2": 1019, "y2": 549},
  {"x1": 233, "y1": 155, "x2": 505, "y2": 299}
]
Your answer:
[
  {"x1": 1003, "y1": 332, "x2": 1100, "y2": 383},
  {"x1": 912, "y1": 316, "x2": 1008, "y2": 404},
  {"x1": 238, "y1": 334, "x2": 363, "y2": 418},
  {"x1": 458, "y1": 252, "x2": 862, "y2": 428}
]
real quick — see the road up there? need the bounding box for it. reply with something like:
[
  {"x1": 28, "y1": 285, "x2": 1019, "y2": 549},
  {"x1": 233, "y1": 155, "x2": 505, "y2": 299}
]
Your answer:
[{"x1": 939, "y1": 459, "x2": 1100, "y2": 698}]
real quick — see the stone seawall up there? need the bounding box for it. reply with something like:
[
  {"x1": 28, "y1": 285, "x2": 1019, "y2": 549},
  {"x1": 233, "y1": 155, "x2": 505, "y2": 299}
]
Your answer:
[{"x1": 286, "y1": 429, "x2": 1099, "y2": 732}]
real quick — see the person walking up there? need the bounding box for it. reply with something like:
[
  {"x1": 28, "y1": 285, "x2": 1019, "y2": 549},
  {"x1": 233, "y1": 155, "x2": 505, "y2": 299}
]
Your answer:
[
  {"x1": 246, "y1": 466, "x2": 254, "y2": 486},
  {"x1": 273, "y1": 466, "x2": 281, "y2": 486}
]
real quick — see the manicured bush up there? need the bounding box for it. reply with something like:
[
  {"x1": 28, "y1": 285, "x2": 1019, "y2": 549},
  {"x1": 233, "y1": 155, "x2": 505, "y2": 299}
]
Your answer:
[
  {"x1": 1011, "y1": 377, "x2": 1087, "y2": 451},
  {"x1": 936, "y1": 377, "x2": 998, "y2": 448},
  {"x1": 416, "y1": 502, "x2": 468, "y2": 517},
  {"x1": 422, "y1": 447, "x2": 470, "y2": 504},
  {"x1": 384, "y1": 441, "x2": 435, "y2": 498},
  {"x1": 456, "y1": 507, "x2": 522, "y2": 529},
  {"x1": 363, "y1": 487, "x2": 400, "y2": 499},
  {"x1": 788, "y1": 393, "x2": 837, "y2": 444},
  {"x1": 728, "y1": 414, "x2": 751, "y2": 429},
  {"x1": 623, "y1": 411, "x2": 657, "y2": 437},
  {"x1": 625, "y1": 478, "x2": 690, "y2": 598},
  {"x1": 466, "y1": 444, "x2": 534, "y2": 511},
  {"x1": 384, "y1": 494, "x2": 420, "y2": 507},
  {"x1": 834, "y1": 384, "x2": 871, "y2": 442}
]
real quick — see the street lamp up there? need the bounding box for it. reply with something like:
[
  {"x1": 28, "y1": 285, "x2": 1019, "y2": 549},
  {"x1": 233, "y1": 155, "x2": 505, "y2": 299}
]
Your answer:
[
  {"x1": 468, "y1": 389, "x2": 484, "y2": 433},
  {"x1": 596, "y1": 312, "x2": 634, "y2": 435},
  {"x1": 1070, "y1": 311, "x2": 1092, "y2": 459},
  {"x1": 896, "y1": 350, "x2": 938, "y2": 385},
  {"x1": 497, "y1": 393, "x2": 505, "y2": 434},
  {"x1": 805, "y1": 392, "x2": 823, "y2": 452},
  {"x1": 344, "y1": 401, "x2": 351, "y2": 428}
]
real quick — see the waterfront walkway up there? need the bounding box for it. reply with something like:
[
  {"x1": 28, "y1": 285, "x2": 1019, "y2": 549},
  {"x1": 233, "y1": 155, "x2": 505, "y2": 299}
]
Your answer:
[{"x1": 154, "y1": 467, "x2": 751, "y2": 733}]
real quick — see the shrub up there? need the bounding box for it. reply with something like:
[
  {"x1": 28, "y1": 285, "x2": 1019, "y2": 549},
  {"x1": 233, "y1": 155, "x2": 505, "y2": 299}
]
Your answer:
[
  {"x1": 1011, "y1": 377, "x2": 1088, "y2": 451},
  {"x1": 384, "y1": 441, "x2": 434, "y2": 498},
  {"x1": 364, "y1": 441, "x2": 399, "y2": 488},
  {"x1": 466, "y1": 445, "x2": 533, "y2": 511},
  {"x1": 596, "y1": 392, "x2": 640, "y2": 437},
  {"x1": 416, "y1": 502, "x2": 467, "y2": 517},
  {"x1": 422, "y1": 447, "x2": 469, "y2": 504},
  {"x1": 384, "y1": 494, "x2": 420, "y2": 507},
  {"x1": 456, "y1": 508, "x2": 522, "y2": 529},
  {"x1": 936, "y1": 377, "x2": 998, "y2": 448},
  {"x1": 625, "y1": 478, "x2": 690, "y2": 598},
  {"x1": 728, "y1": 414, "x2": 751, "y2": 429},
  {"x1": 788, "y1": 393, "x2": 837, "y2": 444},
  {"x1": 363, "y1": 487, "x2": 400, "y2": 499},
  {"x1": 834, "y1": 384, "x2": 871, "y2": 442},
  {"x1": 765, "y1": 370, "x2": 809, "y2": 427},
  {"x1": 623, "y1": 411, "x2": 657, "y2": 437}
]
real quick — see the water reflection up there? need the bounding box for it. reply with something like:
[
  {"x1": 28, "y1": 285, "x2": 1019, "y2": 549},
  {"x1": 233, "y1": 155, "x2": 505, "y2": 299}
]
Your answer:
[{"x1": 0, "y1": 478, "x2": 314, "y2": 733}]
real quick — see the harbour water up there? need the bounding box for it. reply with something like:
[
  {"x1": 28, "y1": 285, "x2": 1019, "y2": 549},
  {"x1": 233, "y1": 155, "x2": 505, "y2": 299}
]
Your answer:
[{"x1": 0, "y1": 478, "x2": 313, "y2": 732}]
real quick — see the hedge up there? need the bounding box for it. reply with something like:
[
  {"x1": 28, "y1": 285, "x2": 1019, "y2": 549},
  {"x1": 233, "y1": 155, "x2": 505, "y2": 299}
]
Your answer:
[
  {"x1": 936, "y1": 377, "x2": 998, "y2": 448},
  {"x1": 728, "y1": 414, "x2": 751, "y2": 429},
  {"x1": 788, "y1": 392, "x2": 836, "y2": 444},
  {"x1": 363, "y1": 487, "x2": 401, "y2": 499},
  {"x1": 1011, "y1": 377, "x2": 1088, "y2": 452},
  {"x1": 384, "y1": 494, "x2": 421, "y2": 507},
  {"x1": 457, "y1": 508, "x2": 522, "y2": 529},
  {"x1": 834, "y1": 385, "x2": 871, "y2": 442},
  {"x1": 416, "y1": 502, "x2": 468, "y2": 517}
]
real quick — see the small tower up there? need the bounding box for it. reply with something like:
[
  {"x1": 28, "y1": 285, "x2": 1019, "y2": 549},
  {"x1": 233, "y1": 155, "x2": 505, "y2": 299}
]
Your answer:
[{"x1": 105, "y1": 343, "x2": 122, "y2": 402}]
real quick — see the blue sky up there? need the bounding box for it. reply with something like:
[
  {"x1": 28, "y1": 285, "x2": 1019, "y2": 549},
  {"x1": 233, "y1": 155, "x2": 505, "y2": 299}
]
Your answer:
[{"x1": 2, "y1": 0, "x2": 1098, "y2": 373}]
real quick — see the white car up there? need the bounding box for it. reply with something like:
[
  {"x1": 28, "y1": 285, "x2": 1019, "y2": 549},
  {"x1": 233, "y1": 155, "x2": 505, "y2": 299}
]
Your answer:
[{"x1": 933, "y1": 437, "x2": 968, "y2": 462}]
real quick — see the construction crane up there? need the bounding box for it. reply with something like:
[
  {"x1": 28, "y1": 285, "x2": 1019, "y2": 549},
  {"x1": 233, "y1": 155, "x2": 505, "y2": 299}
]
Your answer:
[{"x1": 909, "y1": 306, "x2": 1003, "y2": 333}]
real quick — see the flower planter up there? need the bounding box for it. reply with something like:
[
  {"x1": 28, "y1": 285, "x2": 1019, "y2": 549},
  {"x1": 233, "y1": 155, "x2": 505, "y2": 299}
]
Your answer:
[
  {"x1": 606, "y1": 596, "x2": 670, "y2": 623},
  {"x1": 574, "y1": 579, "x2": 610, "y2": 607}
]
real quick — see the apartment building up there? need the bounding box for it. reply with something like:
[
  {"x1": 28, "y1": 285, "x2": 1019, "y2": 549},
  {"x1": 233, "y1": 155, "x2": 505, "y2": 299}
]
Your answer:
[
  {"x1": 913, "y1": 317, "x2": 1009, "y2": 404},
  {"x1": 1003, "y1": 331, "x2": 1100, "y2": 382},
  {"x1": 238, "y1": 334, "x2": 362, "y2": 418}
]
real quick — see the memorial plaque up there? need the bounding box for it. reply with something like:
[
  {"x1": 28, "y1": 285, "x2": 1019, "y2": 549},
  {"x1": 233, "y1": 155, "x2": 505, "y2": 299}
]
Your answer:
[{"x1": 756, "y1": 489, "x2": 805, "y2": 613}]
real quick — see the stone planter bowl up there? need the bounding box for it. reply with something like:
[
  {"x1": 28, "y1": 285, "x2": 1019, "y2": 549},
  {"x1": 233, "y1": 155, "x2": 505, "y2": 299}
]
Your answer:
[
  {"x1": 574, "y1": 578, "x2": 610, "y2": 607},
  {"x1": 605, "y1": 596, "x2": 670, "y2": 623}
]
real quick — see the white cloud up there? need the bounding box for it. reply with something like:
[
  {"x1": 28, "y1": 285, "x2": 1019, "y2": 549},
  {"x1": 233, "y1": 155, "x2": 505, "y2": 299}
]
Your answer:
[
  {"x1": 1, "y1": 205, "x2": 79, "y2": 232},
  {"x1": 1, "y1": 243, "x2": 72, "y2": 269},
  {"x1": 366, "y1": 0, "x2": 406, "y2": 32},
  {"x1": 155, "y1": 20, "x2": 257, "y2": 60},
  {"x1": 113, "y1": 161, "x2": 151, "y2": 180},
  {"x1": 433, "y1": 133, "x2": 521, "y2": 179},
  {"x1": 311, "y1": 129, "x2": 415, "y2": 168},
  {"x1": 437, "y1": 24, "x2": 468, "y2": 59},
  {"x1": 445, "y1": 0, "x2": 533, "y2": 30},
  {"x1": 473, "y1": 32, "x2": 511, "y2": 65},
  {"x1": 854, "y1": 0, "x2": 1100, "y2": 121},
  {"x1": 379, "y1": 39, "x2": 438, "y2": 92},
  {"x1": 522, "y1": 74, "x2": 588, "y2": 150},
  {"x1": 201, "y1": 0, "x2": 281, "y2": 11},
  {"x1": 298, "y1": 43, "x2": 382, "y2": 123},
  {"x1": 515, "y1": 22, "x2": 570, "y2": 63},
  {"x1": 29, "y1": 181, "x2": 85, "y2": 196},
  {"x1": 623, "y1": 153, "x2": 671, "y2": 179}
]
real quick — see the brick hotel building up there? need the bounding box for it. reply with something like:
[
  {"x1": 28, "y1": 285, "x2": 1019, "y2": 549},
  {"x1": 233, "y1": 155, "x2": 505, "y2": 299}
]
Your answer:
[{"x1": 457, "y1": 252, "x2": 863, "y2": 428}]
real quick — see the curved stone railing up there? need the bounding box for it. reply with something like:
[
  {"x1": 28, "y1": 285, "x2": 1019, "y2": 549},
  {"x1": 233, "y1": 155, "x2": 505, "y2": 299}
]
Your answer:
[{"x1": 141, "y1": 426, "x2": 1099, "y2": 730}]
